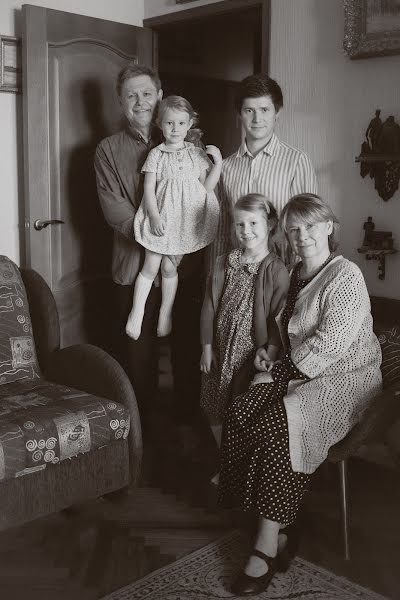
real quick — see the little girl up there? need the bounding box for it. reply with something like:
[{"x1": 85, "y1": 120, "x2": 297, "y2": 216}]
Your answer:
[
  {"x1": 200, "y1": 193, "x2": 290, "y2": 450},
  {"x1": 126, "y1": 95, "x2": 221, "y2": 340}
]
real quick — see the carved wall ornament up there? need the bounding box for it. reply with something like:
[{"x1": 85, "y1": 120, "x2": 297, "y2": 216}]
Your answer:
[{"x1": 356, "y1": 110, "x2": 400, "y2": 201}]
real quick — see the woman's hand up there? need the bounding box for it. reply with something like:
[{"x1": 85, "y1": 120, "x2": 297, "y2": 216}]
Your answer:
[
  {"x1": 200, "y1": 345, "x2": 216, "y2": 374},
  {"x1": 254, "y1": 348, "x2": 275, "y2": 372},
  {"x1": 150, "y1": 215, "x2": 165, "y2": 236},
  {"x1": 250, "y1": 371, "x2": 274, "y2": 386},
  {"x1": 206, "y1": 145, "x2": 223, "y2": 165}
]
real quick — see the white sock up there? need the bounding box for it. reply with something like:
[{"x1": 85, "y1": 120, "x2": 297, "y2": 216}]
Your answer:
[
  {"x1": 157, "y1": 274, "x2": 178, "y2": 337},
  {"x1": 126, "y1": 272, "x2": 153, "y2": 340}
]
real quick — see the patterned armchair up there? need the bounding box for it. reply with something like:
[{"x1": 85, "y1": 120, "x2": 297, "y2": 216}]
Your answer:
[{"x1": 0, "y1": 255, "x2": 142, "y2": 531}]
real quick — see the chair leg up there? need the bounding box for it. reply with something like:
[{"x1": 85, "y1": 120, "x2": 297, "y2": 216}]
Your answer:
[{"x1": 338, "y1": 459, "x2": 350, "y2": 560}]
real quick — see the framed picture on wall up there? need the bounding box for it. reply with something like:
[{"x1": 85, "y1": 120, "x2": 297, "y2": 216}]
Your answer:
[
  {"x1": 344, "y1": 0, "x2": 400, "y2": 58},
  {"x1": 0, "y1": 35, "x2": 21, "y2": 93}
]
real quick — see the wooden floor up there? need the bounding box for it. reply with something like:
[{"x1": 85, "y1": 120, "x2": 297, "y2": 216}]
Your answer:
[{"x1": 0, "y1": 352, "x2": 399, "y2": 599}]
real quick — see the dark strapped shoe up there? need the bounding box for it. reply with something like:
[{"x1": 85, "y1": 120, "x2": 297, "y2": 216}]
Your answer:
[
  {"x1": 231, "y1": 549, "x2": 277, "y2": 596},
  {"x1": 277, "y1": 524, "x2": 300, "y2": 573}
]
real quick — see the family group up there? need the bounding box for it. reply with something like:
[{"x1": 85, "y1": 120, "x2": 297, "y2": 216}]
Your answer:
[{"x1": 94, "y1": 64, "x2": 382, "y2": 596}]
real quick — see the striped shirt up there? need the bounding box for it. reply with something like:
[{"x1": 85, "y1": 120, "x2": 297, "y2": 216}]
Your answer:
[{"x1": 209, "y1": 133, "x2": 317, "y2": 265}]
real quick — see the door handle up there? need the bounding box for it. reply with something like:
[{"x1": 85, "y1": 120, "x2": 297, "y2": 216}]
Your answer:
[{"x1": 34, "y1": 219, "x2": 65, "y2": 231}]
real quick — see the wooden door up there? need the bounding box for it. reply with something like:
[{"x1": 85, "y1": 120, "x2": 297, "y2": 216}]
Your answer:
[{"x1": 22, "y1": 5, "x2": 154, "y2": 348}]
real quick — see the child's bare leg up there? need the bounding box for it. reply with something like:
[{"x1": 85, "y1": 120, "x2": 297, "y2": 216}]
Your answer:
[
  {"x1": 157, "y1": 256, "x2": 179, "y2": 337},
  {"x1": 210, "y1": 424, "x2": 222, "y2": 486},
  {"x1": 126, "y1": 251, "x2": 162, "y2": 340},
  {"x1": 210, "y1": 425, "x2": 222, "y2": 447}
]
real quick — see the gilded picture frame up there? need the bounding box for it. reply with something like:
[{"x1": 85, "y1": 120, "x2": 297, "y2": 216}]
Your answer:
[
  {"x1": 0, "y1": 35, "x2": 21, "y2": 93},
  {"x1": 344, "y1": 0, "x2": 400, "y2": 59}
]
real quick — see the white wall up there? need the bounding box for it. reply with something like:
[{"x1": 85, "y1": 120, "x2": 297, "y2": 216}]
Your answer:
[
  {"x1": 270, "y1": 0, "x2": 400, "y2": 299},
  {"x1": 145, "y1": 0, "x2": 221, "y2": 19},
  {"x1": 0, "y1": 0, "x2": 144, "y2": 265}
]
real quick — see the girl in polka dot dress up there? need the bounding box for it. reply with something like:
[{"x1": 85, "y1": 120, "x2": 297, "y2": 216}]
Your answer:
[
  {"x1": 126, "y1": 96, "x2": 221, "y2": 340},
  {"x1": 199, "y1": 193, "x2": 289, "y2": 457}
]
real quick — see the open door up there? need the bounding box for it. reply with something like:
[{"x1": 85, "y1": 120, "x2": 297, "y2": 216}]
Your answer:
[{"x1": 22, "y1": 4, "x2": 154, "y2": 349}]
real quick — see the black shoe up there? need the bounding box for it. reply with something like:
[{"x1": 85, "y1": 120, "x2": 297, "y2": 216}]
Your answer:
[
  {"x1": 277, "y1": 524, "x2": 300, "y2": 572},
  {"x1": 231, "y1": 549, "x2": 277, "y2": 596}
]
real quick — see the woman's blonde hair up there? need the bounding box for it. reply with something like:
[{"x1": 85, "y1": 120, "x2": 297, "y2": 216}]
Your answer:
[{"x1": 279, "y1": 193, "x2": 340, "y2": 252}]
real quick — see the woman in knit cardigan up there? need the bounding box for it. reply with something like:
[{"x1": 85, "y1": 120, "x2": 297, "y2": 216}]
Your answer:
[{"x1": 220, "y1": 194, "x2": 382, "y2": 596}]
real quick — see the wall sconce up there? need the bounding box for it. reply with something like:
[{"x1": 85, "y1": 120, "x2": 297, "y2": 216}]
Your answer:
[{"x1": 358, "y1": 217, "x2": 397, "y2": 280}]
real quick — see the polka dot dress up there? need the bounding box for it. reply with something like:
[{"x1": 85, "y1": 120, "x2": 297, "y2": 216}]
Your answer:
[{"x1": 218, "y1": 258, "x2": 334, "y2": 525}]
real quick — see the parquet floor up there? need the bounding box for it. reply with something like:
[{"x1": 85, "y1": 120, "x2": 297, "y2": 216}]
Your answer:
[{"x1": 0, "y1": 347, "x2": 399, "y2": 599}]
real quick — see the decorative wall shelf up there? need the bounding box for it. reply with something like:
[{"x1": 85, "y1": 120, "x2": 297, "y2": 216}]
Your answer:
[
  {"x1": 357, "y1": 110, "x2": 400, "y2": 200},
  {"x1": 357, "y1": 246, "x2": 397, "y2": 280}
]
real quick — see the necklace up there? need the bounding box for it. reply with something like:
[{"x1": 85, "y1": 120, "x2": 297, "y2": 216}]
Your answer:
[{"x1": 298, "y1": 252, "x2": 335, "y2": 282}]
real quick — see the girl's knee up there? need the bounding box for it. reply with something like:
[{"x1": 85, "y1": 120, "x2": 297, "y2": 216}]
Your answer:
[
  {"x1": 142, "y1": 251, "x2": 162, "y2": 279},
  {"x1": 161, "y1": 256, "x2": 178, "y2": 277}
]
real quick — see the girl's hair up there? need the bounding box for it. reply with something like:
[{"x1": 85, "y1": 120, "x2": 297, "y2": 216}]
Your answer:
[
  {"x1": 234, "y1": 194, "x2": 278, "y2": 249},
  {"x1": 116, "y1": 64, "x2": 161, "y2": 96},
  {"x1": 156, "y1": 95, "x2": 198, "y2": 125},
  {"x1": 156, "y1": 95, "x2": 203, "y2": 141},
  {"x1": 280, "y1": 193, "x2": 340, "y2": 252}
]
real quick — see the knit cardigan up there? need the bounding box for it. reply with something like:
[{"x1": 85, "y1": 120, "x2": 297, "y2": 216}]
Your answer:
[
  {"x1": 277, "y1": 256, "x2": 382, "y2": 474},
  {"x1": 200, "y1": 251, "x2": 289, "y2": 349}
]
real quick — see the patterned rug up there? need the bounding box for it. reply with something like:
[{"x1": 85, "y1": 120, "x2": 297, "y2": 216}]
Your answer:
[{"x1": 102, "y1": 530, "x2": 388, "y2": 600}]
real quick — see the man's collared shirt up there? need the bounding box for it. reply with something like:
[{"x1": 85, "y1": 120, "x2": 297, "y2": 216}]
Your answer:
[
  {"x1": 210, "y1": 133, "x2": 318, "y2": 264},
  {"x1": 95, "y1": 126, "x2": 160, "y2": 284}
]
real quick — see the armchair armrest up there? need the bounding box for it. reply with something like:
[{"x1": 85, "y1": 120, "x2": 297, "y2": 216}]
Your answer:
[
  {"x1": 45, "y1": 343, "x2": 142, "y2": 484},
  {"x1": 20, "y1": 267, "x2": 60, "y2": 370}
]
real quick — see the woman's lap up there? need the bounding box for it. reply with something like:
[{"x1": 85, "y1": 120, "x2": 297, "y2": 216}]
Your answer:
[{"x1": 218, "y1": 383, "x2": 310, "y2": 525}]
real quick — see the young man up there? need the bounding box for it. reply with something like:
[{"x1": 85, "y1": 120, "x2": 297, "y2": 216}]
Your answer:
[
  {"x1": 95, "y1": 64, "x2": 203, "y2": 438},
  {"x1": 210, "y1": 74, "x2": 317, "y2": 264}
]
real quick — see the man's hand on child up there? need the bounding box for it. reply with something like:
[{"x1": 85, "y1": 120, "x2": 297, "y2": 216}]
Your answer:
[
  {"x1": 150, "y1": 215, "x2": 165, "y2": 236},
  {"x1": 200, "y1": 346, "x2": 216, "y2": 374},
  {"x1": 206, "y1": 145, "x2": 223, "y2": 165},
  {"x1": 254, "y1": 347, "x2": 274, "y2": 372}
]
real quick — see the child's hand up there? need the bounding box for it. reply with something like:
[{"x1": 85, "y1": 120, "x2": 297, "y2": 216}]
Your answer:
[
  {"x1": 254, "y1": 348, "x2": 274, "y2": 372},
  {"x1": 150, "y1": 215, "x2": 165, "y2": 236},
  {"x1": 200, "y1": 346, "x2": 216, "y2": 374},
  {"x1": 206, "y1": 145, "x2": 223, "y2": 165}
]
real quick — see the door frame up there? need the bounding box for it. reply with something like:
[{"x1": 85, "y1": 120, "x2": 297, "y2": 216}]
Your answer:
[{"x1": 143, "y1": 0, "x2": 271, "y2": 74}]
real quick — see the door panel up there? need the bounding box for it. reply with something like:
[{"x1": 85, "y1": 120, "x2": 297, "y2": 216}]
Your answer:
[{"x1": 23, "y1": 5, "x2": 154, "y2": 348}]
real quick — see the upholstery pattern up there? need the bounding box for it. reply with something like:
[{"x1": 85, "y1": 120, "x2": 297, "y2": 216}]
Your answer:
[
  {"x1": 377, "y1": 325, "x2": 400, "y2": 389},
  {"x1": 0, "y1": 256, "x2": 41, "y2": 385},
  {"x1": 0, "y1": 379, "x2": 130, "y2": 481}
]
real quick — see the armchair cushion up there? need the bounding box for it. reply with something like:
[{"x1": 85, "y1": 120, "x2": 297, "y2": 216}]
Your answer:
[
  {"x1": 377, "y1": 325, "x2": 400, "y2": 389},
  {"x1": 0, "y1": 256, "x2": 41, "y2": 385},
  {"x1": 328, "y1": 382, "x2": 400, "y2": 462},
  {"x1": 0, "y1": 378, "x2": 130, "y2": 481}
]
